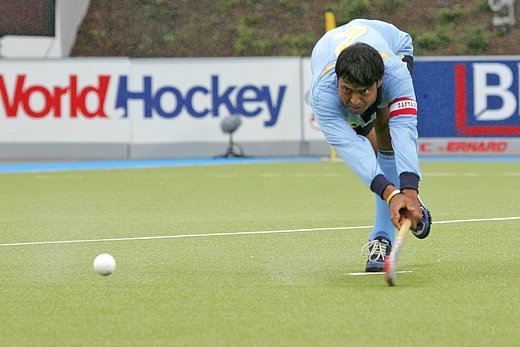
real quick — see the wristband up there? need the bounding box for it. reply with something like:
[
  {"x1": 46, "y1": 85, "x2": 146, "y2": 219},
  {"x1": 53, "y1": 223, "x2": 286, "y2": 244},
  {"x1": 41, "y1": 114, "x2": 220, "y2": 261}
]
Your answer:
[
  {"x1": 370, "y1": 174, "x2": 392, "y2": 199},
  {"x1": 399, "y1": 172, "x2": 419, "y2": 191},
  {"x1": 386, "y1": 189, "x2": 401, "y2": 205}
]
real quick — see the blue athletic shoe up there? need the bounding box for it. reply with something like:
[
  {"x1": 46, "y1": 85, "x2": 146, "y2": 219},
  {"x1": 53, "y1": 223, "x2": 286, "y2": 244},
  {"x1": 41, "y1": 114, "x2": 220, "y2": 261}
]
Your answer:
[
  {"x1": 412, "y1": 196, "x2": 432, "y2": 239},
  {"x1": 362, "y1": 236, "x2": 391, "y2": 272}
]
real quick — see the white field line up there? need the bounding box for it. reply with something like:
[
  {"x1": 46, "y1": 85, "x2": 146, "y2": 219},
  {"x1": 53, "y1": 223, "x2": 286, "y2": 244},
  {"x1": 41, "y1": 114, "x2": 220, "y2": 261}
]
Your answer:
[
  {"x1": 0, "y1": 216, "x2": 519, "y2": 248},
  {"x1": 424, "y1": 172, "x2": 520, "y2": 177},
  {"x1": 209, "y1": 172, "x2": 520, "y2": 178},
  {"x1": 347, "y1": 270, "x2": 413, "y2": 276}
]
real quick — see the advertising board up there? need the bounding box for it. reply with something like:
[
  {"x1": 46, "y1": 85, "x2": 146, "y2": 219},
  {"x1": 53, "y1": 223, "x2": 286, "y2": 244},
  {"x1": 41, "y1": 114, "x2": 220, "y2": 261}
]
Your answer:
[
  {"x1": 415, "y1": 57, "x2": 520, "y2": 155},
  {"x1": 0, "y1": 56, "x2": 519, "y2": 159}
]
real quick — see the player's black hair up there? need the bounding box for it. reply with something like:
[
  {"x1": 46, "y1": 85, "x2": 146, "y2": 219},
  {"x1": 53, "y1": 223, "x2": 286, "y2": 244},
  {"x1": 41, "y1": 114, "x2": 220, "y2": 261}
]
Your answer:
[{"x1": 335, "y1": 42, "x2": 384, "y2": 86}]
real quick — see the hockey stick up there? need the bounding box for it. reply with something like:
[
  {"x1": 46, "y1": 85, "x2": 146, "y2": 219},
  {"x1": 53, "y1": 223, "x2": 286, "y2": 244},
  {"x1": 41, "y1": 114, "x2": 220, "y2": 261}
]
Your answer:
[{"x1": 384, "y1": 218, "x2": 412, "y2": 286}]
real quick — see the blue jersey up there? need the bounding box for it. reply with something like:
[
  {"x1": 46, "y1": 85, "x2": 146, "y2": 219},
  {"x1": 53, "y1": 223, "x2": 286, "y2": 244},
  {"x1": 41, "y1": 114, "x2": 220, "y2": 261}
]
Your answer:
[{"x1": 310, "y1": 19, "x2": 421, "y2": 191}]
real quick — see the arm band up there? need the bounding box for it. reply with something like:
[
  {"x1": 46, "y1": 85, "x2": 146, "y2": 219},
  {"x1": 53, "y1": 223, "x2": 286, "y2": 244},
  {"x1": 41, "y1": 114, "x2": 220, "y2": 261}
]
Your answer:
[
  {"x1": 399, "y1": 172, "x2": 419, "y2": 191},
  {"x1": 370, "y1": 174, "x2": 392, "y2": 199},
  {"x1": 386, "y1": 189, "x2": 401, "y2": 205}
]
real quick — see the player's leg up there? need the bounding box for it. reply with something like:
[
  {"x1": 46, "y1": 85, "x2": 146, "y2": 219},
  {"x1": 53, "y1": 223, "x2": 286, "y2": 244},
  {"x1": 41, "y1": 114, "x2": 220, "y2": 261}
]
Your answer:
[
  {"x1": 360, "y1": 114, "x2": 396, "y2": 271},
  {"x1": 368, "y1": 108, "x2": 397, "y2": 245}
]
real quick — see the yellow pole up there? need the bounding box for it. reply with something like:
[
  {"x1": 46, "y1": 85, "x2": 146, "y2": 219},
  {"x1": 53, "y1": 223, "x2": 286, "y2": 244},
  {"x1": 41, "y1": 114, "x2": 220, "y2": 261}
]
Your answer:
[
  {"x1": 325, "y1": 11, "x2": 338, "y2": 160},
  {"x1": 325, "y1": 11, "x2": 336, "y2": 32}
]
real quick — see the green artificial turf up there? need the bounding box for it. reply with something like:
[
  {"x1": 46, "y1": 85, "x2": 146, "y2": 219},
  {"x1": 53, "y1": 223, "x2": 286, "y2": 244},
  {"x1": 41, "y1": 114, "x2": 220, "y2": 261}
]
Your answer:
[{"x1": 0, "y1": 160, "x2": 519, "y2": 346}]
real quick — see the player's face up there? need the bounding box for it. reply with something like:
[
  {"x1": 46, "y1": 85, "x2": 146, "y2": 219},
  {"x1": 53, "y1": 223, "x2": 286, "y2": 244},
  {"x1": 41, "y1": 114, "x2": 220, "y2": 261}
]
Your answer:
[{"x1": 338, "y1": 78, "x2": 381, "y2": 114}]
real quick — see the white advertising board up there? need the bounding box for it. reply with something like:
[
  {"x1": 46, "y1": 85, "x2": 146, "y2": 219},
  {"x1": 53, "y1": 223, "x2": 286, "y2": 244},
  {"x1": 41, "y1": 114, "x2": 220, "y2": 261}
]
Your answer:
[
  {"x1": 301, "y1": 57, "x2": 326, "y2": 142},
  {"x1": 127, "y1": 58, "x2": 302, "y2": 143},
  {"x1": 0, "y1": 58, "x2": 131, "y2": 142},
  {"x1": 0, "y1": 58, "x2": 303, "y2": 147}
]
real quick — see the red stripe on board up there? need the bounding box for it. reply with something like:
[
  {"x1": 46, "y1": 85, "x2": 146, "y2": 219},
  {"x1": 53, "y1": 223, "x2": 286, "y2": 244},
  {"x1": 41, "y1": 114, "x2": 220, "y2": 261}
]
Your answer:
[
  {"x1": 458, "y1": 125, "x2": 520, "y2": 136},
  {"x1": 454, "y1": 64, "x2": 467, "y2": 131}
]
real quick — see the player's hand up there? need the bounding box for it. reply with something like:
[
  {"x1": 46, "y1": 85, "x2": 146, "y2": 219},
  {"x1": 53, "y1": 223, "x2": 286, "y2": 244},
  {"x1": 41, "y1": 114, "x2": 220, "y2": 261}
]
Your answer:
[{"x1": 389, "y1": 190, "x2": 422, "y2": 229}]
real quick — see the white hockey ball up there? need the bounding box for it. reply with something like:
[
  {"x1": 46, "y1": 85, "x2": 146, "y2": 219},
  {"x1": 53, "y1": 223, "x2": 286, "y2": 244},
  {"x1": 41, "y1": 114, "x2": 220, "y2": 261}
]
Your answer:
[{"x1": 93, "y1": 253, "x2": 116, "y2": 276}]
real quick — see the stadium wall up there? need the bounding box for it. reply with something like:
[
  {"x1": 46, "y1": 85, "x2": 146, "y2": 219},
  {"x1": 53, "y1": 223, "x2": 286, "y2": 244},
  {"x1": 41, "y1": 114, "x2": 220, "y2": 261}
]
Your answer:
[
  {"x1": 0, "y1": 0, "x2": 91, "y2": 58},
  {"x1": 0, "y1": 56, "x2": 519, "y2": 160}
]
